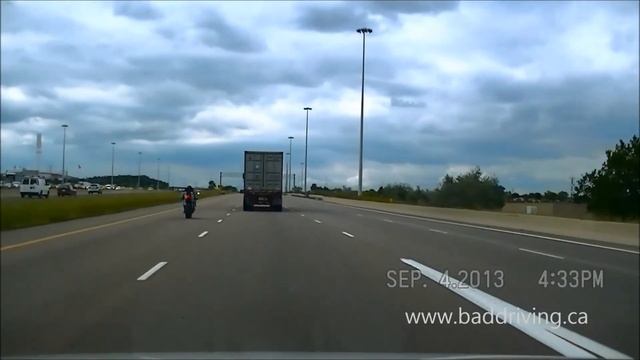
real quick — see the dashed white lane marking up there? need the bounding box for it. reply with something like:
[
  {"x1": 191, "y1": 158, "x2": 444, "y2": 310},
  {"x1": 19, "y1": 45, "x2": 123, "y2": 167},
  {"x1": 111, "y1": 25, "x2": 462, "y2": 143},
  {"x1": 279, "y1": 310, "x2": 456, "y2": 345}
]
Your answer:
[
  {"x1": 519, "y1": 247, "x2": 564, "y2": 260},
  {"x1": 226, "y1": 213, "x2": 231, "y2": 216},
  {"x1": 341, "y1": 231, "x2": 355, "y2": 238},
  {"x1": 428, "y1": 228, "x2": 448, "y2": 234},
  {"x1": 337, "y1": 204, "x2": 639, "y2": 255},
  {"x1": 400, "y1": 258, "x2": 630, "y2": 359},
  {"x1": 217, "y1": 219, "x2": 223, "y2": 223},
  {"x1": 137, "y1": 262, "x2": 168, "y2": 281},
  {"x1": 314, "y1": 219, "x2": 322, "y2": 224},
  {"x1": 300, "y1": 214, "x2": 305, "y2": 217},
  {"x1": 383, "y1": 219, "x2": 394, "y2": 223},
  {"x1": 198, "y1": 231, "x2": 209, "y2": 238},
  {"x1": 356, "y1": 214, "x2": 363, "y2": 217}
]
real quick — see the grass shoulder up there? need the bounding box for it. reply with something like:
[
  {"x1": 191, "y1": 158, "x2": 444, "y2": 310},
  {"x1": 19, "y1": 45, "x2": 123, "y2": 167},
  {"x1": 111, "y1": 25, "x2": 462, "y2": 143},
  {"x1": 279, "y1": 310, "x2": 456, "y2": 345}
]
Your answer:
[{"x1": 1, "y1": 189, "x2": 225, "y2": 231}]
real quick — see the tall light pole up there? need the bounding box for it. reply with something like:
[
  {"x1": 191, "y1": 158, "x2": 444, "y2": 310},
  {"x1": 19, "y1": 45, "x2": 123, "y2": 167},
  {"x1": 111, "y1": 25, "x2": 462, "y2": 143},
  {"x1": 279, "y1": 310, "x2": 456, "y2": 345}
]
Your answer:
[
  {"x1": 303, "y1": 107, "x2": 312, "y2": 195},
  {"x1": 137, "y1": 152, "x2": 142, "y2": 188},
  {"x1": 61, "y1": 124, "x2": 68, "y2": 183},
  {"x1": 156, "y1": 158, "x2": 160, "y2": 190},
  {"x1": 288, "y1": 136, "x2": 294, "y2": 192},
  {"x1": 110, "y1": 142, "x2": 116, "y2": 187},
  {"x1": 356, "y1": 27, "x2": 372, "y2": 196},
  {"x1": 300, "y1": 162, "x2": 304, "y2": 192},
  {"x1": 285, "y1": 152, "x2": 290, "y2": 193}
]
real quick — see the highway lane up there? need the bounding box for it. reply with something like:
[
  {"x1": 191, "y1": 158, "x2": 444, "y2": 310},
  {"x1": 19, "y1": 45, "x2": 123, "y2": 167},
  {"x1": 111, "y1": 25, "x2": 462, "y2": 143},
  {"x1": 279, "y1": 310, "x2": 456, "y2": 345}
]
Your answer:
[
  {"x1": 1, "y1": 193, "x2": 637, "y2": 358},
  {"x1": 290, "y1": 197, "x2": 639, "y2": 357}
]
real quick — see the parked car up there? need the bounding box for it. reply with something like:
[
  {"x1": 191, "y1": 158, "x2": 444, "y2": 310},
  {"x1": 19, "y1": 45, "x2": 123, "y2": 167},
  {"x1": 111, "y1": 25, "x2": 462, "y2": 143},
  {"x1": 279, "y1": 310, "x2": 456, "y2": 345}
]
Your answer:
[
  {"x1": 103, "y1": 184, "x2": 113, "y2": 190},
  {"x1": 12, "y1": 181, "x2": 21, "y2": 188},
  {"x1": 19, "y1": 177, "x2": 50, "y2": 198},
  {"x1": 57, "y1": 183, "x2": 77, "y2": 197},
  {"x1": 87, "y1": 183, "x2": 102, "y2": 194}
]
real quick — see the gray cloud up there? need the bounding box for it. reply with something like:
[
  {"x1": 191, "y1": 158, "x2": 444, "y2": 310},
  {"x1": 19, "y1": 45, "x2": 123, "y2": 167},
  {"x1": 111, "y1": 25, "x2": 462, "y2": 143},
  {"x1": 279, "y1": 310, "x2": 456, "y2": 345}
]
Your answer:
[
  {"x1": 296, "y1": 1, "x2": 459, "y2": 32},
  {"x1": 363, "y1": 0, "x2": 459, "y2": 19},
  {"x1": 295, "y1": 4, "x2": 371, "y2": 33},
  {"x1": 113, "y1": 1, "x2": 162, "y2": 21},
  {"x1": 195, "y1": 11, "x2": 266, "y2": 52},
  {"x1": 391, "y1": 97, "x2": 426, "y2": 108}
]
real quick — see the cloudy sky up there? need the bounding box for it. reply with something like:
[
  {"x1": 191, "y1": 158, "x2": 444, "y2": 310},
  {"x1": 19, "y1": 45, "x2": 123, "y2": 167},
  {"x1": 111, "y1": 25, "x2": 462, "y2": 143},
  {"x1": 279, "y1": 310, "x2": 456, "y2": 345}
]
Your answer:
[{"x1": 1, "y1": 1, "x2": 638, "y2": 192}]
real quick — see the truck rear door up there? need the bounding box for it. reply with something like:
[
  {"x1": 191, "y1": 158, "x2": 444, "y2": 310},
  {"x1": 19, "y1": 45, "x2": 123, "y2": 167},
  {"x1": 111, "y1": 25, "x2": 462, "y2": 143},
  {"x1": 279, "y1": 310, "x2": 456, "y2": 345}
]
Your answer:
[
  {"x1": 244, "y1": 152, "x2": 264, "y2": 191},
  {"x1": 264, "y1": 153, "x2": 283, "y2": 191}
]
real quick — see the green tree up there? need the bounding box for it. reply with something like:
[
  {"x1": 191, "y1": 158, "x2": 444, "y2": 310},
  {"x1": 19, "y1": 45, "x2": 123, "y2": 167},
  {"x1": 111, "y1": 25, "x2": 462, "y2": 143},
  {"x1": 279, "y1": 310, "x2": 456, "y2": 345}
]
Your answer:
[
  {"x1": 208, "y1": 180, "x2": 217, "y2": 190},
  {"x1": 433, "y1": 167, "x2": 505, "y2": 209},
  {"x1": 557, "y1": 191, "x2": 569, "y2": 202},
  {"x1": 575, "y1": 135, "x2": 639, "y2": 218},
  {"x1": 543, "y1": 191, "x2": 558, "y2": 202}
]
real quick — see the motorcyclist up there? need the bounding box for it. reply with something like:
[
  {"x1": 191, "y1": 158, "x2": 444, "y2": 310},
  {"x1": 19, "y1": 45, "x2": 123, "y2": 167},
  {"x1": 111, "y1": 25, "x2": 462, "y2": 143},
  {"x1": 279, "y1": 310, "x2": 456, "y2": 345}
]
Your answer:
[{"x1": 182, "y1": 185, "x2": 197, "y2": 210}]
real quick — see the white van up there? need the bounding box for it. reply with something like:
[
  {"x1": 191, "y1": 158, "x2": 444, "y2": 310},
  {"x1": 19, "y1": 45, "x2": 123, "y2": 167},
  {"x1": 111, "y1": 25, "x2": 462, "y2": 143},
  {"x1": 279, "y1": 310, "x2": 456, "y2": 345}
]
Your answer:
[{"x1": 19, "y1": 177, "x2": 50, "y2": 198}]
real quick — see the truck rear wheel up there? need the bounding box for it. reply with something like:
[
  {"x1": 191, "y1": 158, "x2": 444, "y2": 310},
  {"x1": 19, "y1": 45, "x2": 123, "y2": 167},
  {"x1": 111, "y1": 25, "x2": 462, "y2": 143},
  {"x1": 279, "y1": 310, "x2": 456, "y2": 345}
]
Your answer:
[
  {"x1": 243, "y1": 202, "x2": 251, "y2": 211},
  {"x1": 272, "y1": 205, "x2": 282, "y2": 212}
]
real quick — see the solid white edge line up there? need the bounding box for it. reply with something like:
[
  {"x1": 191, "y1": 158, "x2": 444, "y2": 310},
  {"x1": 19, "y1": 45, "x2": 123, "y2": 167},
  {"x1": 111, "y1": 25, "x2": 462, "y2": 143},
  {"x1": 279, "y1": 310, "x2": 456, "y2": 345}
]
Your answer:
[
  {"x1": 341, "y1": 231, "x2": 355, "y2": 238},
  {"x1": 137, "y1": 262, "x2": 168, "y2": 281},
  {"x1": 383, "y1": 219, "x2": 394, "y2": 223},
  {"x1": 400, "y1": 258, "x2": 630, "y2": 359},
  {"x1": 429, "y1": 228, "x2": 448, "y2": 234},
  {"x1": 548, "y1": 326, "x2": 632, "y2": 359},
  {"x1": 336, "y1": 204, "x2": 638, "y2": 255},
  {"x1": 198, "y1": 231, "x2": 209, "y2": 238},
  {"x1": 314, "y1": 219, "x2": 322, "y2": 224},
  {"x1": 519, "y1": 248, "x2": 564, "y2": 260}
]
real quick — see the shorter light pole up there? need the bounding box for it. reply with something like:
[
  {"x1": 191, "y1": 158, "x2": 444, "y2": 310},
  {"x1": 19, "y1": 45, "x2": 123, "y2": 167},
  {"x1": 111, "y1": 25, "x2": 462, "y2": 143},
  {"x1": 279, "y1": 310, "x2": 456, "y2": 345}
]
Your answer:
[
  {"x1": 288, "y1": 136, "x2": 294, "y2": 192},
  {"x1": 303, "y1": 107, "x2": 312, "y2": 194},
  {"x1": 137, "y1": 152, "x2": 142, "y2": 188},
  {"x1": 110, "y1": 142, "x2": 116, "y2": 188},
  {"x1": 61, "y1": 124, "x2": 68, "y2": 183},
  {"x1": 285, "y1": 152, "x2": 290, "y2": 193},
  {"x1": 300, "y1": 162, "x2": 304, "y2": 192},
  {"x1": 156, "y1": 158, "x2": 160, "y2": 190}
]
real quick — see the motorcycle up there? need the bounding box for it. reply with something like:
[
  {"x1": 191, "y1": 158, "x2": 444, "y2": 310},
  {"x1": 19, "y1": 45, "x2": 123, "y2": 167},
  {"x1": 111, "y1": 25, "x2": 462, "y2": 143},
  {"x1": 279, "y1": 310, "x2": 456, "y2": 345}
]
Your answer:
[{"x1": 183, "y1": 193, "x2": 195, "y2": 219}]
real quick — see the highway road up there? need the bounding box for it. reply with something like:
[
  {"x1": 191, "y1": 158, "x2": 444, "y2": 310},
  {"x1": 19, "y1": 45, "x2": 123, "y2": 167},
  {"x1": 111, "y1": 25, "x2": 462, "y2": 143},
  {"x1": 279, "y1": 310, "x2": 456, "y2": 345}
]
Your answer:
[{"x1": 1, "y1": 194, "x2": 638, "y2": 358}]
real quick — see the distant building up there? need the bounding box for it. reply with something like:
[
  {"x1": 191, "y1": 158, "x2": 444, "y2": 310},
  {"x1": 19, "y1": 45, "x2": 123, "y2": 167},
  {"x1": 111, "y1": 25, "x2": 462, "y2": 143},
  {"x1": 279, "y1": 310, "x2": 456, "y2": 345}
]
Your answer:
[{"x1": 2, "y1": 169, "x2": 65, "y2": 182}]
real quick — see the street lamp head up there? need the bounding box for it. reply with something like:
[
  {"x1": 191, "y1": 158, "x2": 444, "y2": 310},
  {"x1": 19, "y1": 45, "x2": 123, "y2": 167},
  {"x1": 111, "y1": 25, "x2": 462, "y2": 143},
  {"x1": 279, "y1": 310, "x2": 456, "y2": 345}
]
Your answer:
[
  {"x1": 61, "y1": 124, "x2": 68, "y2": 128},
  {"x1": 304, "y1": 107, "x2": 312, "y2": 111},
  {"x1": 357, "y1": 28, "x2": 372, "y2": 34},
  {"x1": 288, "y1": 136, "x2": 294, "y2": 140}
]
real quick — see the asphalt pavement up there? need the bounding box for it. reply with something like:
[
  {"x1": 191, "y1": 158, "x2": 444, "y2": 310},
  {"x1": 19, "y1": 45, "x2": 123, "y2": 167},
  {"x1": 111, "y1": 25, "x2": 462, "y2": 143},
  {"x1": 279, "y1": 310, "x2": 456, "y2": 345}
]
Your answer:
[{"x1": 1, "y1": 194, "x2": 638, "y2": 358}]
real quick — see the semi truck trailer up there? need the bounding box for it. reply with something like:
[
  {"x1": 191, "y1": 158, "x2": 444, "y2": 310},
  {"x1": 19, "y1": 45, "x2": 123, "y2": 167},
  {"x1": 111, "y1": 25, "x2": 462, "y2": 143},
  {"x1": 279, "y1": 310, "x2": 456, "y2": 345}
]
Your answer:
[{"x1": 243, "y1": 151, "x2": 283, "y2": 211}]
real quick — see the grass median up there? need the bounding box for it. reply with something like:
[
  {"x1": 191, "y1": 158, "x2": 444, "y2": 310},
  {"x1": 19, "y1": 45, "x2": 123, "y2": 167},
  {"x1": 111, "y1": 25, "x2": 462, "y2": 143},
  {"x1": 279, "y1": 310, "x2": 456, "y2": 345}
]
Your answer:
[{"x1": 1, "y1": 190, "x2": 225, "y2": 231}]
